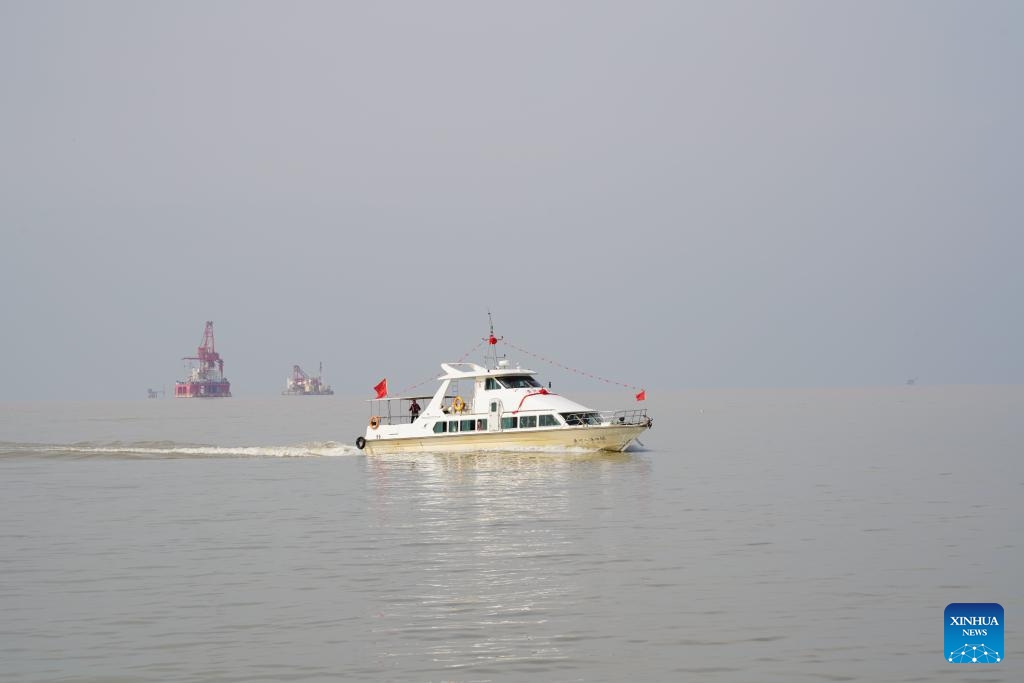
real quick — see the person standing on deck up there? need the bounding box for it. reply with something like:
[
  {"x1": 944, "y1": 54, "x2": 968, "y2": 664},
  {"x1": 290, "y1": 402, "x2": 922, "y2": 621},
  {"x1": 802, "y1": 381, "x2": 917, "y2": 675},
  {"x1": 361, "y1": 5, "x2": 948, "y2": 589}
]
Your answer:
[{"x1": 409, "y1": 399, "x2": 421, "y2": 423}]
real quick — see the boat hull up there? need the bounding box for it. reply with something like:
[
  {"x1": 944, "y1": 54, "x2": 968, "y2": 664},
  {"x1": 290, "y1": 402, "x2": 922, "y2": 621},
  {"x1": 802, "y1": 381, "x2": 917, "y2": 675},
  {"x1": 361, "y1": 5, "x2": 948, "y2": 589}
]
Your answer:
[{"x1": 362, "y1": 423, "x2": 648, "y2": 455}]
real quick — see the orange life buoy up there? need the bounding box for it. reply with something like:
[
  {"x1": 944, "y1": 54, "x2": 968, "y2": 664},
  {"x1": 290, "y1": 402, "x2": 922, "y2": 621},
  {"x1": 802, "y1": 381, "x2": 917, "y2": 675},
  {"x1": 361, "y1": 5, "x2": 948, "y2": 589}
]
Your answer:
[
  {"x1": 452, "y1": 396, "x2": 466, "y2": 413},
  {"x1": 369, "y1": 415, "x2": 380, "y2": 430}
]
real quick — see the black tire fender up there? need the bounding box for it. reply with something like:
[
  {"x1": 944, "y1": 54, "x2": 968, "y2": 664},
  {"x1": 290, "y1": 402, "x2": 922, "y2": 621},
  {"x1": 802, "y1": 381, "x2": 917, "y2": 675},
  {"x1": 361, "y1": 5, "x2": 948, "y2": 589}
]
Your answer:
[{"x1": 355, "y1": 436, "x2": 366, "y2": 450}]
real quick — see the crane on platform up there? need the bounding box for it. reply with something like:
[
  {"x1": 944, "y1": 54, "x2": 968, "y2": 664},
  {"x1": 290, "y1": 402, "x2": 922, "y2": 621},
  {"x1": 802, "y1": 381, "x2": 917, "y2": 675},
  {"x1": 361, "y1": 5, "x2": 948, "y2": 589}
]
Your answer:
[{"x1": 187, "y1": 321, "x2": 224, "y2": 377}]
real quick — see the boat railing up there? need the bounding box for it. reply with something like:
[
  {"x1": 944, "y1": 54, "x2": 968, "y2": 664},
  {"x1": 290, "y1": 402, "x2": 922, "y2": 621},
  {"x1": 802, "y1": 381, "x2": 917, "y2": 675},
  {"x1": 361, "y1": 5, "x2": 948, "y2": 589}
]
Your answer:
[
  {"x1": 600, "y1": 409, "x2": 650, "y2": 426},
  {"x1": 369, "y1": 394, "x2": 457, "y2": 427},
  {"x1": 371, "y1": 406, "x2": 417, "y2": 427}
]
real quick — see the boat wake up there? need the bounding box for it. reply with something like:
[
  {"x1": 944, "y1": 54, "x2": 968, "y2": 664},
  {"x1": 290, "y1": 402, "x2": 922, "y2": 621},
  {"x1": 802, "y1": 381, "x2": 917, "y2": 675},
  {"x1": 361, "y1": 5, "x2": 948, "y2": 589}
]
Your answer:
[{"x1": 0, "y1": 440, "x2": 361, "y2": 459}]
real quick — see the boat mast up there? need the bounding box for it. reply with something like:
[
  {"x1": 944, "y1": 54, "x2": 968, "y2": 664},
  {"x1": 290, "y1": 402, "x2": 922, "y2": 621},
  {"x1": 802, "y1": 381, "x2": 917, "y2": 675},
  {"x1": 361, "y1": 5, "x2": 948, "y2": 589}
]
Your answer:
[{"x1": 484, "y1": 310, "x2": 503, "y2": 369}]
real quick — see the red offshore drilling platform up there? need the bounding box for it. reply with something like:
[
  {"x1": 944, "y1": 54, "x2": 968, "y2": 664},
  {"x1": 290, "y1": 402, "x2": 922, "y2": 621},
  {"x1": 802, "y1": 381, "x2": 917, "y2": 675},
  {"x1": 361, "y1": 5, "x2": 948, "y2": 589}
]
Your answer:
[{"x1": 175, "y1": 321, "x2": 232, "y2": 398}]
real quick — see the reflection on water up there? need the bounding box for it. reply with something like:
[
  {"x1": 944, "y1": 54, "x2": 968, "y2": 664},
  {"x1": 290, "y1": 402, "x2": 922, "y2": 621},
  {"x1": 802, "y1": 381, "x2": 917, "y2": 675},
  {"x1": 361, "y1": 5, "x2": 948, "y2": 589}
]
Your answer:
[{"x1": 363, "y1": 452, "x2": 650, "y2": 677}]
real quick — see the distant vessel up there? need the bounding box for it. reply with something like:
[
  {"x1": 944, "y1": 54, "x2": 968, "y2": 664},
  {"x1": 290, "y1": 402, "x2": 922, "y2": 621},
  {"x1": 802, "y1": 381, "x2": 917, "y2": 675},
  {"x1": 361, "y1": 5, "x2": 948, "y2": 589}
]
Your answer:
[
  {"x1": 355, "y1": 322, "x2": 651, "y2": 454},
  {"x1": 282, "y1": 362, "x2": 334, "y2": 396},
  {"x1": 175, "y1": 321, "x2": 232, "y2": 398}
]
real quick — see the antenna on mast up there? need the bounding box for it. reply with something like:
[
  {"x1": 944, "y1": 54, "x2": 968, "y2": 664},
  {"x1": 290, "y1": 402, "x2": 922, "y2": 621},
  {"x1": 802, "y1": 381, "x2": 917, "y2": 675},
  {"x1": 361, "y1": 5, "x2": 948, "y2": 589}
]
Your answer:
[{"x1": 484, "y1": 309, "x2": 503, "y2": 368}]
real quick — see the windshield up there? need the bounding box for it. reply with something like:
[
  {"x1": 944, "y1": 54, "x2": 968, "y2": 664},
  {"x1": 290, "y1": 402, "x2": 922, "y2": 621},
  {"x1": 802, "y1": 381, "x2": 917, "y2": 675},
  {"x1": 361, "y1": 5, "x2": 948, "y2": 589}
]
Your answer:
[
  {"x1": 561, "y1": 412, "x2": 603, "y2": 426},
  {"x1": 498, "y1": 375, "x2": 542, "y2": 389}
]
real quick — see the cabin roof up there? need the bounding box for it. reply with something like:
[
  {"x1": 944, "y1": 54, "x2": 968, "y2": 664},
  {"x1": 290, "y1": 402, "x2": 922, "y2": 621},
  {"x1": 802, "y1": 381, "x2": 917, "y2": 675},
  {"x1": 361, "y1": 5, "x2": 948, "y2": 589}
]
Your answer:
[
  {"x1": 437, "y1": 362, "x2": 537, "y2": 380},
  {"x1": 366, "y1": 394, "x2": 434, "y2": 403}
]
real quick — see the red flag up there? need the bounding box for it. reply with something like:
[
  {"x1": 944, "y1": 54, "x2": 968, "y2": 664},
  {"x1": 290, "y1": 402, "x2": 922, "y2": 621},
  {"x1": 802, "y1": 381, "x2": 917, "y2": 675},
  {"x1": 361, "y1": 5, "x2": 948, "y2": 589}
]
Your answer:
[
  {"x1": 374, "y1": 378, "x2": 388, "y2": 398},
  {"x1": 635, "y1": 389, "x2": 646, "y2": 401}
]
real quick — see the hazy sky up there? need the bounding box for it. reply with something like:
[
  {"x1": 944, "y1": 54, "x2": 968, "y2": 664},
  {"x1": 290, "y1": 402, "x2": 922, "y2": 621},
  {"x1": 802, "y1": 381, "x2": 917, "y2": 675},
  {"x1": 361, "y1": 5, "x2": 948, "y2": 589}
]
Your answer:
[{"x1": 1, "y1": 1, "x2": 1021, "y2": 400}]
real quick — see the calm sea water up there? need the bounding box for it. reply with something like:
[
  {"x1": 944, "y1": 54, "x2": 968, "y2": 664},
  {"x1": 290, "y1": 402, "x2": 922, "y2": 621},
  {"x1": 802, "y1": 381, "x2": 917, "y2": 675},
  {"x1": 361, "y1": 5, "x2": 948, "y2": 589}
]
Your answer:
[{"x1": 1, "y1": 387, "x2": 1021, "y2": 682}]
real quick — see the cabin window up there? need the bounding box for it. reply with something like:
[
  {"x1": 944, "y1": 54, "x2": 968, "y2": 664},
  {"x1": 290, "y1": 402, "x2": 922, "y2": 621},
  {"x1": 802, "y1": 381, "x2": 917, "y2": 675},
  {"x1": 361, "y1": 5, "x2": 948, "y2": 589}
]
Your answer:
[
  {"x1": 449, "y1": 420, "x2": 459, "y2": 432},
  {"x1": 490, "y1": 402, "x2": 497, "y2": 412},
  {"x1": 485, "y1": 378, "x2": 500, "y2": 390},
  {"x1": 433, "y1": 422, "x2": 447, "y2": 434},
  {"x1": 477, "y1": 419, "x2": 487, "y2": 430},
  {"x1": 539, "y1": 414, "x2": 560, "y2": 427},
  {"x1": 519, "y1": 415, "x2": 537, "y2": 428},
  {"x1": 501, "y1": 416, "x2": 518, "y2": 429},
  {"x1": 460, "y1": 419, "x2": 476, "y2": 431}
]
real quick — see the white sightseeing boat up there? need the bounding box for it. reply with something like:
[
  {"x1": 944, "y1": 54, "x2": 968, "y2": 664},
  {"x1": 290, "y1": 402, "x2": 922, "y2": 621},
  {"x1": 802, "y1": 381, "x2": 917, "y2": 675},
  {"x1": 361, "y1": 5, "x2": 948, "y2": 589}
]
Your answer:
[{"x1": 354, "y1": 334, "x2": 652, "y2": 455}]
